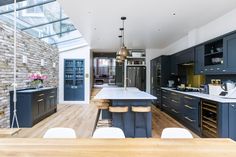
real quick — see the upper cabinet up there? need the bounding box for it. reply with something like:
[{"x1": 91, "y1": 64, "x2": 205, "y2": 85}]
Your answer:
[
  {"x1": 170, "y1": 48, "x2": 194, "y2": 75},
  {"x1": 194, "y1": 32, "x2": 236, "y2": 75},
  {"x1": 194, "y1": 45, "x2": 204, "y2": 74},
  {"x1": 223, "y1": 33, "x2": 236, "y2": 73}
]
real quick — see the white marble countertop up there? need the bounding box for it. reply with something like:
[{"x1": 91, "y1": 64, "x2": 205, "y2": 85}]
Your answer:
[
  {"x1": 161, "y1": 87, "x2": 236, "y2": 103},
  {"x1": 94, "y1": 87, "x2": 157, "y2": 100}
]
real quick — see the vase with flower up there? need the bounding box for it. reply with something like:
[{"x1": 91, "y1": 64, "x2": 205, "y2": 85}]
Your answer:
[{"x1": 29, "y1": 72, "x2": 47, "y2": 89}]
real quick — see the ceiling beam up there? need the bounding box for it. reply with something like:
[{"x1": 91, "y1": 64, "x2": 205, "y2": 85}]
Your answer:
[
  {"x1": 0, "y1": 0, "x2": 56, "y2": 15},
  {"x1": 39, "y1": 28, "x2": 77, "y2": 39},
  {"x1": 0, "y1": 0, "x2": 25, "y2": 6},
  {"x1": 21, "y1": 17, "x2": 70, "y2": 31},
  {"x1": 51, "y1": 37, "x2": 83, "y2": 45}
]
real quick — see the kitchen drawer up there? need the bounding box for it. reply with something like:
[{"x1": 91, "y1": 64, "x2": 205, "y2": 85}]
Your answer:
[{"x1": 183, "y1": 112, "x2": 200, "y2": 132}]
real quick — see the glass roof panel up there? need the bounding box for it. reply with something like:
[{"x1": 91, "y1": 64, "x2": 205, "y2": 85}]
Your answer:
[{"x1": 0, "y1": 0, "x2": 87, "y2": 50}]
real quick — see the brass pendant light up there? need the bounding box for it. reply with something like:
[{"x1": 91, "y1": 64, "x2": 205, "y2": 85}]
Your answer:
[
  {"x1": 117, "y1": 17, "x2": 129, "y2": 58},
  {"x1": 116, "y1": 33, "x2": 125, "y2": 63}
]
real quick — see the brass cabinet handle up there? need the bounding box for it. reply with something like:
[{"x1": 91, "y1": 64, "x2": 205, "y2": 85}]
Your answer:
[
  {"x1": 38, "y1": 94, "x2": 44, "y2": 97},
  {"x1": 162, "y1": 104, "x2": 168, "y2": 107},
  {"x1": 171, "y1": 109, "x2": 179, "y2": 113},
  {"x1": 37, "y1": 99, "x2": 44, "y2": 102},
  {"x1": 162, "y1": 96, "x2": 167, "y2": 99},
  {"x1": 184, "y1": 96, "x2": 194, "y2": 100},
  {"x1": 184, "y1": 105, "x2": 196, "y2": 110},
  {"x1": 50, "y1": 96, "x2": 54, "y2": 98},
  {"x1": 171, "y1": 92, "x2": 177, "y2": 96},
  {"x1": 184, "y1": 116, "x2": 195, "y2": 122},
  {"x1": 162, "y1": 90, "x2": 167, "y2": 93},
  {"x1": 171, "y1": 99, "x2": 178, "y2": 103}
]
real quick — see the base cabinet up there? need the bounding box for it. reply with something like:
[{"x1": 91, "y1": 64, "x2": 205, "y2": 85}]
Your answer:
[
  {"x1": 229, "y1": 104, "x2": 236, "y2": 140},
  {"x1": 161, "y1": 89, "x2": 236, "y2": 140},
  {"x1": 10, "y1": 88, "x2": 57, "y2": 127}
]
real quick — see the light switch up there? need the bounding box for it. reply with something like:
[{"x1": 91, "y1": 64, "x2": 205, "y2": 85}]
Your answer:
[{"x1": 22, "y1": 55, "x2": 27, "y2": 64}]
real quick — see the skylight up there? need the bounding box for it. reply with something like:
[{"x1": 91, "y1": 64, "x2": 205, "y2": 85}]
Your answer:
[{"x1": 0, "y1": 0, "x2": 87, "y2": 51}]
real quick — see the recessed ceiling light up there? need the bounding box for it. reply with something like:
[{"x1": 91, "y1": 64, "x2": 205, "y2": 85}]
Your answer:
[
  {"x1": 94, "y1": 28, "x2": 97, "y2": 30},
  {"x1": 172, "y1": 13, "x2": 176, "y2": 16}
]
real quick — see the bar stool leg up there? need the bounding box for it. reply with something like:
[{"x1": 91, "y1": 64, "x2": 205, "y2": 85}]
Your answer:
[{"x1": 133, "y1": 112, "x2": 136, "y2": 138}]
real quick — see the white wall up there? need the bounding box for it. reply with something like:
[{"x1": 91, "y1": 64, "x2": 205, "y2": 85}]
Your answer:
[
  {"x1": 162, "y1": 8, "x2": 236, "y2": 55},
  {"x1": 59, "y1": 46, "x2": 91, "y2": 105}
]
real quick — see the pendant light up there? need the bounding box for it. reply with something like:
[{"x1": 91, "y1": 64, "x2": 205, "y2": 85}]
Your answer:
[
  {"x1": 116, "y1": 31, "x2": 125, "y2": 63},
  {"x1": 117, "y1": 17, "x2": 129, "y2": 58}
]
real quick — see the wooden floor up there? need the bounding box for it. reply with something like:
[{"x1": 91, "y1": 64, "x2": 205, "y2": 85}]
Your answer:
[{"x1": 14, "y1": 88, "x2": 198, "y2": 138}]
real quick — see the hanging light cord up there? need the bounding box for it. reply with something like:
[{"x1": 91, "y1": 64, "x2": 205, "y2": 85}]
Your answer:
[{"x1": 11, "y1": 0, "x2": 19, "y2": 128}]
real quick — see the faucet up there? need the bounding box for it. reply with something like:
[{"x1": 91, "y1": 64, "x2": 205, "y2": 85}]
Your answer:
[{"x1": 124, "y1": 77, "x2": 132, "y2": 90}]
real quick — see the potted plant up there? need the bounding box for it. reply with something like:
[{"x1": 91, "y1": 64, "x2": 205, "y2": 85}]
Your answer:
[{"x1": 28, "y1": 72, "x2": 47, "y2": 89}]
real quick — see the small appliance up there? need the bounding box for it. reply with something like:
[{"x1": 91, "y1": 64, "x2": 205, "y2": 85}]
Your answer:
[
  {"x1": 168, "y1": 80, "x2": 174, "y2": 88},
  {"x1": 219, "y1": 80, "x2": 236, "y2": 98}
]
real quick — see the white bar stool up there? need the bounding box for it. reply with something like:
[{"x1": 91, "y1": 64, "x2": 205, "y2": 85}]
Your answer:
[
  {"x1": 93, "y1": 127, "x2": 125, "y2": 138},
  {"x1": 161, "y1": 128, "x2": 193, "y2": 139},
  {"x1": 43, "y1": 128, "x2": 76, "y2": 138}
]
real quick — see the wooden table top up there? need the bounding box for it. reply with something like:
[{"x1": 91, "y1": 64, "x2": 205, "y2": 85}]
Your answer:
[{"x1": 0, "y1": 138, "x2": 236, "y2": 157}]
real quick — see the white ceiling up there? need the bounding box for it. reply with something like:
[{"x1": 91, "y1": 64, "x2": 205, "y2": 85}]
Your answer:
[{"x1": 58, "y1": 0, "x2": 236, "y2": 51}]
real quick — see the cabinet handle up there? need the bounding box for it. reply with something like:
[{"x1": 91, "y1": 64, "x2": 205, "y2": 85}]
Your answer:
[
  {"x1": 171, "y1": 92, "x2": 177, "y2": 96},
  {"x1": 163, "y1": 104, "x2": 168, "y2": 107},
  {"x1": 216, "y1": 68, "x2": 220, "y2": 70},
  {"x1": 37, "y1": 99, "x2": 44, "y2": 102},
  {"x1": 205, "y1": 69, "x2": 208, "y2": 71},
  {"x1": 38, "y1": 94, "x2": 44, "y2": 97},
  {"x1": 50, "y1": 91, "x2": 55, "y2": 94},
  {"x1": 184, "y1": 116, "x2": 195, "y2": 122},
  {"x1": 162, "y1": 90, "x2": 167, "y2": 93},
  {"x1": 184, "y1": 96, "x2": 194, "y2": 100},
  {"x1": 171, "y1": 99, "x2": 178, "y2": 103},
  {"x1": 222, "y1": 69, "x2": 226, "y2": 72},
  {"x1": 210, "y1": 68, "x2": 214, "y2": 71},
  {"x1": 231, "y1": 104, "x2": 235, "y2": 108},
  {"x1": 50, "y1": 96, "x2": 54, "y2": 98},
  {"x1": 162, "y1": 96, "x2": 167, "y2": 99},
  {"x1": 184, "y1": 105, "x2": 196, "y2": 110},
  {"x1": 200, "y1": 71, "x2": 203, "y2": 73},
  {"x1": 171, "y1": 109, "x2": 179, "y2": 113}
]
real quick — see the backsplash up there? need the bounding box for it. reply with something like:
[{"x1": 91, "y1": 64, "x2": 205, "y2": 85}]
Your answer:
[{"x1": 0, "y1": 21, "x2": 59, "y2": 128}]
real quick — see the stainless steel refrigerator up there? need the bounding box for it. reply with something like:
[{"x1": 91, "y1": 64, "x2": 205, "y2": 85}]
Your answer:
[{"x1": 127, "y1": 66, "x2": 146, "y2": 91}]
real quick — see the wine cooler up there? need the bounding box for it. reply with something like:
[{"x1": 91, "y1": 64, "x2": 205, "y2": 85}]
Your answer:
[{"x1": 201, "y1": 100, "x2": 218, "y2": 138}]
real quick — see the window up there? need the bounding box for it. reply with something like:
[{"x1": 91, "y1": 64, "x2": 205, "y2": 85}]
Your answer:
[{"x1": 22, "y1": 0, "x2": 44, "y2": 17}]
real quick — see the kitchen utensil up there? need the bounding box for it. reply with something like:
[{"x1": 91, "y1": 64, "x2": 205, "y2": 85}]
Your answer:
[{"x1": 221, "y1": 80, "x2": 236, "y2": 91}]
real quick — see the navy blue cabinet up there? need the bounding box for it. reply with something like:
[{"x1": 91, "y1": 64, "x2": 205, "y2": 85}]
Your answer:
[
  {"x1": 150, "y1": 56, "x2": 170, "y2": 107},
  {"x1": 182, "y1": 95, "x2": 201, "y2": 133},
  {"x1": 64, "y1": 59, "x2": 84, "y2": 101},
  {"x1": 229, "y1": 104, "x2": 236, "y2": 140},
  {"x1": 223, "y1": 33, "x2": 236, "y2": 73},
  {"x1": 194, "y1": 45, "x2": 204, "y2": 74},
  {"x1": 170, "y1": 48, "x2": 194, "y2": 75},
  {"x1": 10, "y1": 88, "x2": 57, "y2": 127}
]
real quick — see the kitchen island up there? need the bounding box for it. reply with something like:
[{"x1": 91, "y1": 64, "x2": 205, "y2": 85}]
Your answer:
[{"x1": 94, "y1": 87, "x2": 156, "y2": 137}]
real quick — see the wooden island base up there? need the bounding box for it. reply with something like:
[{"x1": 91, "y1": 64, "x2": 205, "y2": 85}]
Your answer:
[{"x1": 0, "y1": 138, "x2": 236, "y2": 157}]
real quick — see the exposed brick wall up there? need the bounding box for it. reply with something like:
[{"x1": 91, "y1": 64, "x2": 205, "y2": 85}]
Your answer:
[{"x1": 0, "y1": 21, "x2": 59, "y2": 128}]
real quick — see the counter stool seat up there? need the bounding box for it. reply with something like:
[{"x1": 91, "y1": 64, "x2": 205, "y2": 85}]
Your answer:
[
  {"x1": 161, "y1": 128, "x2": 193, "y2": 139},
  {"x1": 131, "y1": 106, "x2": 151, "y2": 113},
  {"x1": 96, "y1": 102, "x2": 109, "y2": 110},
  {"x1": 93, "y1": 127, "x2": 125, "y2": 138},
  {"x1": 131, "y1": 106, "x2": 151, "y2": 138},
  {"x1": 43, "y1": 128, "x2": 76, "y2": 138},
  {"x1": 109, "y1": 106, "x2": 129, "y2": 113},
  {"x1": 109, "y1": 106, "x2": 129, "y2": 135}
]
